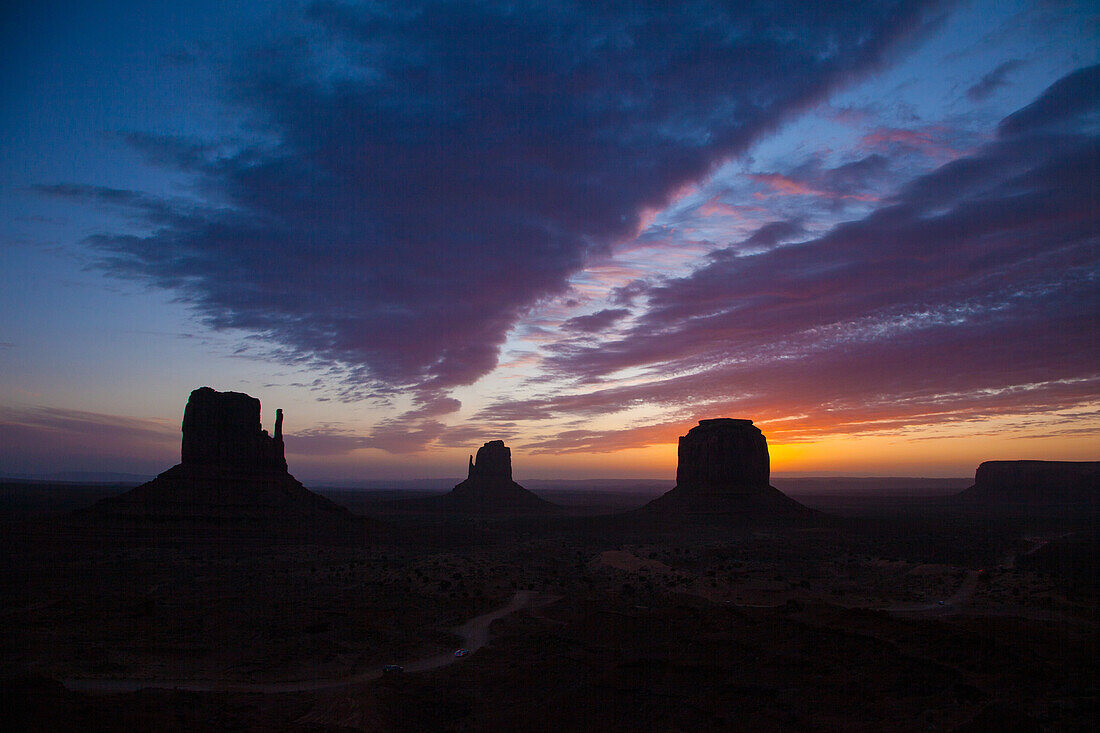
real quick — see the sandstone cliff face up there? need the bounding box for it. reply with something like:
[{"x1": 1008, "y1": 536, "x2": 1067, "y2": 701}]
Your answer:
[
  {"x1": 467, "y1": 440, "x2": 512, "y2": 481},
  {"x1": 87, "y1": 387, "x2": 351, "y2": 529}
]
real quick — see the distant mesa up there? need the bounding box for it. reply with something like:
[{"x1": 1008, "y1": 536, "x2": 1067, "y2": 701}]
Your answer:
[
  {"x1": 441, "y1": 440, "x2": 558, "y2": 514},
  {"x1": 640, "y1": 419, "x2": 811, "y2": 519},
  {"x1": 954, "y1": 460, "x2": 1099, "y2": 509},
  {"x1": 86, "y1": 387, "x2": 355, "y2": 529}
]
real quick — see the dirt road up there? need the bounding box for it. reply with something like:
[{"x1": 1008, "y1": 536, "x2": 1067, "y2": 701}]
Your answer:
[
  {"x1": 886, "y1": 570, "x2": 981, "y2": 614},
  {"x1": 63, "y1": 590, "x2": 540, "y2": 694}
]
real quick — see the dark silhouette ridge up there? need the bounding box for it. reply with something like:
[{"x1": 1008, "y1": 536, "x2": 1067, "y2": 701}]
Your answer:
[
  {"x1": 954, "y1": 460, "x2": 1099, "y2": 507},
  {"x1": 85, "y1": 387, "x2": 354, "y2": 528},
  {"x1": 639, "y1": 419, "x2": 812, "y2": 519},
  {"x1": 442, "y1": 441, "x2": 558, "y2": 515}
]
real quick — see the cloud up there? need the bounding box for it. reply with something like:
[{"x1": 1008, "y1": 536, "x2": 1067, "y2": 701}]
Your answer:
[
  {"x1": 742, "y1": 156, "x2": 894, "y2": 208},
  {"x1": 0, "y1": 406, "x2": 178, "y2": 474},
  {"x1": 52, "y1": 0, "x2": 947, "y2": 397},
  {"x1": 283, "y1": 426, "x2": 370, "y2": 456},
  {"x1": 738, "y1": 220, "x2": 805, "y2": 250},
  {"x1": 857, "y1": 126, "x2": 959, "y2": 160},
  {"x1": 501, "y1": 66, "x2": 1100, "y2": 443},
  {"x1": 966, "y1": 59, "x2": 1023, "y2": 101},
  {"x1": 997, "y1": 63, "x2": 1100, "y2": 136},
  {"x1": 561, "y1": 308, "x2": 631, "y2": 334},
  {"x1": 521, "y1": 421, "x2": 684, "y2": 454}
]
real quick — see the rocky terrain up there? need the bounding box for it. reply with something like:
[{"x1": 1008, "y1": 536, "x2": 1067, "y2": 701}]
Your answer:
[
  {"x1": 372, "y1": 440, "x2": 560, "y2": 518},
  {"x1": 441, "y1": 441, "x2": 559, "y2": 514}
]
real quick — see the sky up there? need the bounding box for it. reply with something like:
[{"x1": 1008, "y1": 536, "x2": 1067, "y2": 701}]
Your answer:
[{"x1": 1, "y1": 0, "x2": 1097, "y2": 482}]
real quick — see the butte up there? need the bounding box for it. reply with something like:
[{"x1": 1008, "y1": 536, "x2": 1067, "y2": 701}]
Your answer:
[
  {"x1": 437, "y1": 440, "x2": 558, "y2": 515},
  {"x1": 639, "y1": 418, "x2": 812, "y2": 521},
  {"x1": 84, "y1": 387, "x2": 358, "y2": 534}
]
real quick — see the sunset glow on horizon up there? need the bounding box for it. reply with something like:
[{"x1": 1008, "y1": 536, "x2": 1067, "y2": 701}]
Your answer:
[{"x1": 1, "y1": 0, "x2": 1097, "y2": 483}]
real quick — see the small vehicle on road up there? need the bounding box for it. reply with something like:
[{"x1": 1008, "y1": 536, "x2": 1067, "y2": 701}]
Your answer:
[
  {"x1": 454, "y1": 649, "x2": 469, "y2": 657},
  {"x1": 383, "y1": 664, "x2": 404, "y2": 674}
]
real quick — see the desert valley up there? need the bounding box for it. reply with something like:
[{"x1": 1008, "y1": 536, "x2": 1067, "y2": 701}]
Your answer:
[{"x1": 2, "y1": 388, "x2": 1096, "y2": 731}]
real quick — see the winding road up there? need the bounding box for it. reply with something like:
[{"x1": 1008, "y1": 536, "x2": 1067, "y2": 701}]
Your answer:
[
  {"x1": 885, "y1": 570, "x2": 981, "y2": 614},
  {"x1": 62, "y1": 590, "x2": 539, "y2": 694}
]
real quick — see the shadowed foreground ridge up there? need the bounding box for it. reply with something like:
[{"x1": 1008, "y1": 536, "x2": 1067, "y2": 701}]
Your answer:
[
  {"x1": 443, "y1": 440, "x2": 558, "y2": 514},
  {"x1": 85, "y1": 387, "x2": 353, "y2": 527},
  {"x1": 641, "y1": 419, "x2": 811, "y2": 519}
]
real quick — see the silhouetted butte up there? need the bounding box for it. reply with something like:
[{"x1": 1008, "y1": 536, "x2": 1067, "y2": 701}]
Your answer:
[
  {"x1": 641, "y1": 419, "x2": 812, "y2": 519},
  {"x1": 442, "y1": 440, "x2": 558, "y2": 514},
  {"x1": 86, "y1": 387, "x2": 353, "y2": 528}
]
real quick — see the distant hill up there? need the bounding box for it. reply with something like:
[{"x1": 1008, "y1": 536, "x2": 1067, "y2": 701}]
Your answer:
[{"x1": 774, "y1": 476, "x2": 971, "y2": 498}]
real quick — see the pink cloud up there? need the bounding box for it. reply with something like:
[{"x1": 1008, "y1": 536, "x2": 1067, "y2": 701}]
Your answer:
[
  {"x1": 748, "y1": 173, "x2": 878, "y2": 201},
  {"x1": 858, "y1": 126, "x2": 961, "y2": 160},
  {"x1": 696, "y1": 195, "x2": 769, "y2": 218}
]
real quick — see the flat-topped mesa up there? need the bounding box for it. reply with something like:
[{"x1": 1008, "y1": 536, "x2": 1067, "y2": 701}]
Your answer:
[
  {"x1": 181, "y1": 386, "x2": 286, "y2": 472},
  {"x1": 467, "y1": 440, "x2": 512, "y2": 481},
  {"x1": 676, "y1": 418, "x2": 769, "y2": 491},
  {"x1": 960, "y1": 460, "x2": 1100, "y2": 504}
]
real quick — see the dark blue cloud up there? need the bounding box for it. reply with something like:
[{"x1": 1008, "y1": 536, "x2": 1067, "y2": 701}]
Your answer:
[
  {"x1": 52, "y1": 0, "x2": 946, "y2": 396},
  {"x1": 997, "y1": 63, "x2": 1100, "y2": 137},
  {"x1": 966, "y1": 59, "x2": 1023, "y2": 102},
  {"x1": 739, "y1": 220, "x2": 806, "y2": 250}
]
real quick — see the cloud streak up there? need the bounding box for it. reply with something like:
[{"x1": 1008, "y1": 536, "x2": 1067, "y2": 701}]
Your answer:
[
  {"x1": 0, "y1": 407, "x2": 179, "y2": 474},
  {"x1": 966, "y1": 59, "x2": 1023, "y2": 101}
]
